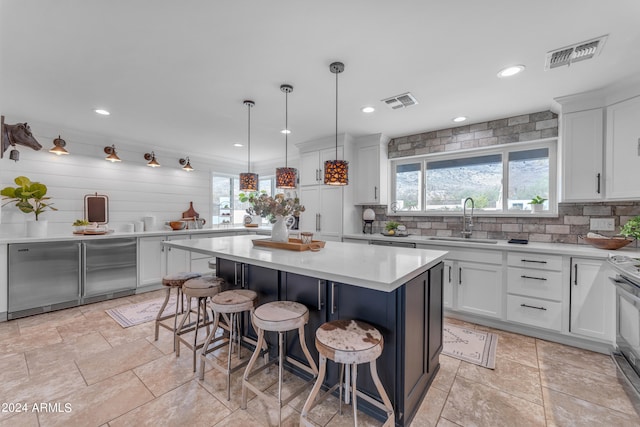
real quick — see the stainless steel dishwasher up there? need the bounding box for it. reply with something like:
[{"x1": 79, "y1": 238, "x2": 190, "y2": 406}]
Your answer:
[{"x1": 8, "y1": 238, "x2": 137, "y2": 319}]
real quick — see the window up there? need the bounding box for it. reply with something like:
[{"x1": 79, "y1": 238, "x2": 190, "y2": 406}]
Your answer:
[
  {"x1": 212, "y1": 175, "x2": 276, "y2": 225},
  {"x1": 390, "y1": 140, "x2": 556, "y2": 215}
]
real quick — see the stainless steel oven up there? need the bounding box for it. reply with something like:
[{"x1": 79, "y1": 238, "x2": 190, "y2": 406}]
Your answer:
[{"x1": 609, "y1": 255, "x2": 640, "y2": 396}]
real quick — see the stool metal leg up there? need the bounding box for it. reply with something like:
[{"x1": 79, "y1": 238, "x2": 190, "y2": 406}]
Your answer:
[
  {"x1": 154, "y1": 287, "x2": 171, "y2": 341},
  {"x1": 175, "y1": 295, "x2": 193, "y2": 357},
  {"x1": 297, "y1": 325, "x2": 318, "y2": 375},
  {"x1": 352, "y1": 363, "x2": 358, "y2": 426},
  {"x1": 278, "y1": 331, "x2": 284, "y2": 427},
  {"x1": 226, "y1": 312, "x2": 236, "y2": 401},
  {"x1": 199, "y1": 310, "x2": 221, "y2": 381},
  {"x1": 300, "y1": 354, "x2": 327, "y2": 426},
  {"x1": 241, "y1": 326, "x2": 266, "y2": 410},
  {"x1": 369, "y1": 358, "x2": 395, "y2": 426}
]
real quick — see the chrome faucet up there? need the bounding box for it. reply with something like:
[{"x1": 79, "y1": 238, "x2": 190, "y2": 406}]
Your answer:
[{"x1": 461, "y1": 197, "x2": 474, "y2": 238}]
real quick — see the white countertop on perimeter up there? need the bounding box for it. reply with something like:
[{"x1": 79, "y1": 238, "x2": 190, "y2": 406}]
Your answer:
[
  {"x1": 342, "y1": 233, "x2": 640, "y2": 259},
  {"x1": 163, "y1": 234, "x2": 448, "y2": 292}
]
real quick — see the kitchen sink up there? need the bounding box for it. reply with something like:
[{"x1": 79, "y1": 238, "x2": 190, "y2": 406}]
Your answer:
[{"x1": 427, "y1": 236, "x2": 498, "y2": 244}]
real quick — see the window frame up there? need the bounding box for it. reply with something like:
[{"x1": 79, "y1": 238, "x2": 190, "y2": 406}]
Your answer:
[{"x1": 389, "y1": 138, "x2": 557, "y2": 217}]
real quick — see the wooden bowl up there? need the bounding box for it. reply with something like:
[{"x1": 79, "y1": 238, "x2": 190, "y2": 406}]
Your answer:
[
  {"x1": 581, "y1": 236, "x2": 634, "y2": 250},
  {"x1": 169, "y1": 221, "x2": 186, "y2": 230}
]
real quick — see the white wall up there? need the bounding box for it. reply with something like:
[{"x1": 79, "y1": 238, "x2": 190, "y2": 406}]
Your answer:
[{"x1": 0, "y1": 119, "x2": 246, "y2": 237}]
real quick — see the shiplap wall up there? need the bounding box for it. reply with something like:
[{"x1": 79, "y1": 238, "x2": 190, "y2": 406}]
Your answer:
[{"x1": 0, "y1": 119, "x2": 254, "y2": 236}]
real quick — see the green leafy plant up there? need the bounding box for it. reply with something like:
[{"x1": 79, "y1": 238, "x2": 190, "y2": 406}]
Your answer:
[
  {"x1": 73, "y1": 219, "x2": 90, "y2": 226},
  {"x1": 1, "y1": 176, "x2": 57, "y2": 220},
  {"x1": 385, "y1": 221, "x2": 400, "y2": 231},
  {"x1": 620, "y1": 216, "x2": 640, "y2": 240},
  {"x1": 530, "y1": 195, "x2": 547, "y2": 205}
]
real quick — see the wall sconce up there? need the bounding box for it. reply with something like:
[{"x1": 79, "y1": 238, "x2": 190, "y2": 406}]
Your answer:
[
  {"x1": 144, "y1": 151, "x2": 160, "y2": 167},
  {"x1": 49, "y1": 135, "x2": 69, "y2": 155},
  {"x1": 179, "y1": 157, "x2": 194, "y2": 171},
  {"x1": 104, "y1": 145, "x2": 121, "y2": 162}
]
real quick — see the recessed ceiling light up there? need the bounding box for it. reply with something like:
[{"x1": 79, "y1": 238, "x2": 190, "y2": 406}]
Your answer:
[
  {"x1": 94, "y1": 109, "x2": 110, "y2": 115},
  {"x1": 361, "y1": 106, "x2": 375, "y2": 113},
  {"x1": 452, "y1": 116, "x2": 467, "y2": 123},
  {"x1": 280, "y1": 129, "x2": 291, "y2": 134},
  {"x1": 233, "y1": 143, "x2": 243, "y2": 147},
  {"x1": 497, "y1": 65, "x2": 525, "y2": 78}
]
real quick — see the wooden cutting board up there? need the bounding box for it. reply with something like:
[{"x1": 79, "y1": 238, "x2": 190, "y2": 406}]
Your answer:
[{"x1": 182, "y1": 201, "x2": 199, "y2": 219}]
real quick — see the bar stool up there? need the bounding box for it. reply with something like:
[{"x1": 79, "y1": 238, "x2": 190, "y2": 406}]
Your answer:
[
  {"x1": 155, "y1": 272, "x2": 202, "y2": 350},
  {"x1": 175, "y1": 275, "x2": 224, "y2": 371},
  {"x1": 300, "y1": 319, "x2": 394, "y2": 427},
  {"x1": 199, "y1": 289, "x2": 265, "y2": 400},
  {"x1": 241, "y1": 301, "x2": 318, "y2": 426}
]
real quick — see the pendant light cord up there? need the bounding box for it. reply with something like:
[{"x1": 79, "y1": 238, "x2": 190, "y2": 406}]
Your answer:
[
  {"x1": 335, "y1": 67, "x2": 339, "y2": 159},
  {"x1": 247, "y1": 103, "x2": 251, "y2": 173},
  {"x1": 285, "y1": 90, "x2": 289, "y2": 168}
]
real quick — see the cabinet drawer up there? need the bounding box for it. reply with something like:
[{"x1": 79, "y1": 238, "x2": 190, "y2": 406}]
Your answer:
[
  {"x1": 507, "y1": 252, "x2": 562, "y2": 271},
  {"x1": 507, "y1": 268, "x2": 563, "y2": 301},
  {"x1": 507, "y1": 295, "x2": 562, "y2": 331}
]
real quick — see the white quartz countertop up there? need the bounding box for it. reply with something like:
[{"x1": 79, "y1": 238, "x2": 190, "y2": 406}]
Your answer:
[
  {"x1": 0, "y1": 226, "x2": 270, "y2": 244},
  {"x1": 342, "y1": 233, "x2": 640, "y2": 259},
  {"x1": 163, "y1": 235, "x2": 448, "y2": 292}
]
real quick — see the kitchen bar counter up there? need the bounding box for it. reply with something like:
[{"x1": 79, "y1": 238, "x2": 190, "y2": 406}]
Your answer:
[
  {"x1": 164, "y1": 234, "x2": 447, "y2": 426},
  {"x1": 163, "y1": 234, "x2": 447, "y2": 292}
]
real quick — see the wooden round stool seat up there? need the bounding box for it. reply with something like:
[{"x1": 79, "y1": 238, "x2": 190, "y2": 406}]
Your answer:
[
  {"x1": 162, "y1": 272, "x2": 201, "y2": 287},
  {"x1": 210, "y1": 289, "x2": 257, "y2": 313},
  {"x1": 315, "y1": 319, "x2": 383, "y2": 364},
  {"x1": 252, "y1": 301, "x2": 309, "y2": 332},
  {"x1": 183, "y1": 276, "x2": 224, "y2": 298}
]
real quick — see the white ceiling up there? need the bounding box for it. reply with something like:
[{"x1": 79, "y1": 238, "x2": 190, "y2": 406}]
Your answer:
[{"x1": 2, "y1": 0, "x2": 640, "y2": 164}]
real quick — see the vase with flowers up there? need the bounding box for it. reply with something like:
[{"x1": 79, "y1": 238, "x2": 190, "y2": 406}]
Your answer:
[{"x1": 240, "y1": 192, "x2": 305, "y2": 242}]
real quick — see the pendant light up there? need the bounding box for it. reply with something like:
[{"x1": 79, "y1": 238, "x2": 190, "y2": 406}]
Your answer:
[
  {"x1": 324, "y1": 61, "x2": 348, "y2": 185},
  {"x1": 179, "y1": 157, "x2": 194, "y2": 171},
  {"x1": 276, "y1": 84, "x2": 297, "y2": 189},
  {"x1": 239, "y1": 100, "x2": 258, "y2": 191},
  {"x1": 49, "y1": 135, "x2": 69, "y2": 155}
]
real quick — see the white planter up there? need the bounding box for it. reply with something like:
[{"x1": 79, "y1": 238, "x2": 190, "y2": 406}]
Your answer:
[
  {"x1": 271, "y1": 215, "x2": 289, "y2": 243},
  {"x1": 27, "y1": 220, "x2": 48, "y2": 237},
  {"x1": 531, "y1": 204, "x2": 544, "y2": 213}
]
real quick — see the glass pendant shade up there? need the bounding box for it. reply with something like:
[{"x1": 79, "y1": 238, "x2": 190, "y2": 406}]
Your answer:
[
  {"x1": 104, "y1": 145, "x2": 121, "y2": 162},
  {"x1": 239, "y1": 172, "x2": 258, "y2": 191},
  {"x1": 324, "y1": 160, "x2": 349, "y2": 186},
  {"x1": 276, "y1": 167, "x2": 297, "y2": 189}
]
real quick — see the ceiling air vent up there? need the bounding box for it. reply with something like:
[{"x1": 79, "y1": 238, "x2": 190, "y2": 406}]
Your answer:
[
  {"x1": 381, "y1": 92, "x2": 418, "y2": 110},
  {"x1": 544, "y1": 35, "x2": 608, "y2": 70}
]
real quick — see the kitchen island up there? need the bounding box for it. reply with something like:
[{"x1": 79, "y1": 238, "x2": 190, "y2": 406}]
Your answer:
[{"x1": 164, "y1": 235, "x2": 447, "y2": 426}]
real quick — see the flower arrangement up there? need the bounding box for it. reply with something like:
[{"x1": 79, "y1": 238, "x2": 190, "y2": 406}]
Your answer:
[{"x1": 240, "y1": 192, "x2": 305, "y2": 222}]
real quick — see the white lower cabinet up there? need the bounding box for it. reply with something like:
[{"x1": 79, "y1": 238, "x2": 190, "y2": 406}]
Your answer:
[
  {"x1": 570, "y1": 257, "x2": 614, "y2": 342},
  {"x1": 507, "y1": 295, "x2": 562, "y2": 331},
  {"x1": 189, "y1": 232, "x2": 236, "y2": 272},
  {"x1": 138, "y1": 234, "x2": 190, "y2": 287},
  {"x1": 456, "y1": 261, "x2": 503, "y2": 318}
]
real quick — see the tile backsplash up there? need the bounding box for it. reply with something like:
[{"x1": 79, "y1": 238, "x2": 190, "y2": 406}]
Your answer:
[{"x1": 361, "y1": 202, "x2": 640, "y2": 247}]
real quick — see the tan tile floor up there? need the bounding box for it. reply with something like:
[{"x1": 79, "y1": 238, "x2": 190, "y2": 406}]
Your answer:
[{"x1": 1, "y1": 291, "x2": 640, "y2": 426}]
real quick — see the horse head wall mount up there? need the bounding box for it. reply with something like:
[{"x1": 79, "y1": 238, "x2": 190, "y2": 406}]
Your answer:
[{"x1": 1, "y1": 115, "x2": 42, "y2": 161}]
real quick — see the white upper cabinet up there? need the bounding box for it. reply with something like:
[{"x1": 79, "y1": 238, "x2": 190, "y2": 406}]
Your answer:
[
  {"x1": 354, "y1": 134, "x2": 389, "y2": 205},
  {"x1": 606, "y1": 96, "x2": 640, "y2": 200},
  {"x1": 299, "y1": 147, "x2": 344, "y2": 186},
  {"x1": 561, "y1": 109, "x2": 604, "y2": 201}
]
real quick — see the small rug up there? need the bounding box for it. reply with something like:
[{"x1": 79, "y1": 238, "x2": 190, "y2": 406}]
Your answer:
[
  {"x1": 106, "y1": 295, "x2": 179, "y2": 328},
  {"x1": 442, "y1": 323, "x2": 498, "y2": 369}
]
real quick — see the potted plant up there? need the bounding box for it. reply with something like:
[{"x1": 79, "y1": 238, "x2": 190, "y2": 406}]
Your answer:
[
  {"x1": 1, "y1": 176, "x2": 57, "y2": 237},
  {"x1": 385, "y1": 221, "x2": 400, "y2": 235},
  {"x1": 529, "y1": 196, "x2": 547, "y2": 213},
  {"x1": 73, "y1": 219, "x2": 90, "y2": 233},
  {"x1": 620, "y1": 216, "x2": 640, "y2": 241}
]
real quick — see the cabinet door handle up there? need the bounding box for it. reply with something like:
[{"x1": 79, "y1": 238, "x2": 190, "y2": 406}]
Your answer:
[
  {"x1": 521, "y1": 259, "x2": 546, "y2": 264},
  {"x1": 317, "y1": 280, "x2": 324, "y2": 311},
  {"x1": 241, "y1": 264, "x2": 246, "y2": 288},
  {"x1": 316, "y1": 213, "x2": 321, "y2": 232},
  {"x1": 458, "y1": 267, "x2": 462, "y2": 285},
  {"x1": 574, "y1": 264, "x2": 578, "y2": 286},
  {"x1": 448, "y1": 265, "x2": 452, "y2": 283},
  {"x1": 78, "y1": 242, "x2": 84, "y2": 298},
  {"x1": 520, "y1": 275, "x2": 547, "y2": 281},
  {"x1": 596, "y1": 173, "x2": 601, "y2": 194},
  {"x1": 374, "y1": 186, "x2": 378, "y2": 200},
  {"x1": 520, "y1": 303, "x2": 547, "y2": 311},
  {"x1": 331, "y1": 282, "x2": 336, "y2": 314},
  {"x1": 234, "y1": 262, "x2": 238, "y2": 286}
]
